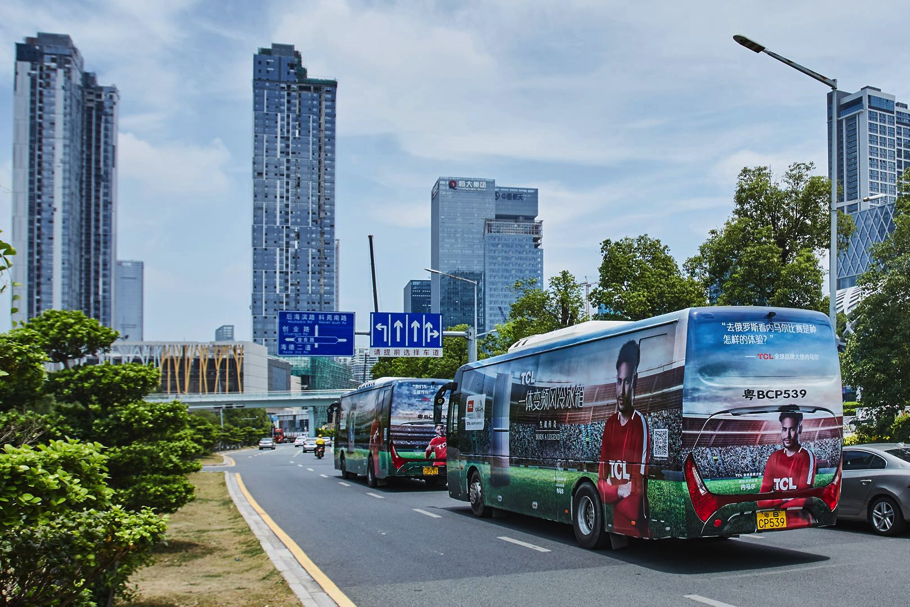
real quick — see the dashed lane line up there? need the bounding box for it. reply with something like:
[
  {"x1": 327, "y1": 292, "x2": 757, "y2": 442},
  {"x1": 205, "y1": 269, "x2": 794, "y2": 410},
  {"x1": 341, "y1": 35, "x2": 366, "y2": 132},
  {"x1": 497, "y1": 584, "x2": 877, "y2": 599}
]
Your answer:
[
  {"x1": 366, "y1": 492, "x2": 385, "y2": 499},
  {"x1": 413, "y1": 508, "x2": 441, "y2": 519},
  {"x1": 319, "y1": 474, "x2": 329, "y2": 478},
  {"x1": 339, "y1": 482, "x2": 351, "y2": 487},
  {"x1": 497, "y1": 536, "x2": 550, "y2": 552},
  {"x1": 307, "y1": 468, "x2": 315, "y2": 472},
  {"x1": 685, "y1": 595, "x2": 737, "y2": 607}
]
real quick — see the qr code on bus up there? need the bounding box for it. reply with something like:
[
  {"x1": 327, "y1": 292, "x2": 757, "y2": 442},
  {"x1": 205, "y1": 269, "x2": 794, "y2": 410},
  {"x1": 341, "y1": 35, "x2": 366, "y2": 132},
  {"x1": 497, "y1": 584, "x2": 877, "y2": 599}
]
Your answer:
[{"x1": 652, "y1": 429, "x2": 669, "y2": 459}]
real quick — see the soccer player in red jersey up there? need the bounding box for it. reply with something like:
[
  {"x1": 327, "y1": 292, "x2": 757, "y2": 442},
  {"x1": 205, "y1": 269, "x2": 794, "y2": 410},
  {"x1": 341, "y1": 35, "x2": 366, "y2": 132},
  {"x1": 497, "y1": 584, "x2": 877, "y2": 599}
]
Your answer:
[
  {"x1": 425, "y1": 424, "x2": 447, "y2": 461},
  {"x1": 598, "y1": 340, "x2": 649, "y2": 537},
  {"x1": 758, "y1": 410, "x2": 817, "y2": 510}
]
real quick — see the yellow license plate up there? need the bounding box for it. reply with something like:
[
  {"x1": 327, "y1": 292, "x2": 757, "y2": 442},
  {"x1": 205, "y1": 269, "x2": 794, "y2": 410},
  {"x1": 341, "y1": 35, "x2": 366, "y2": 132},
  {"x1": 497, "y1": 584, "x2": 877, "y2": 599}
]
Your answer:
[
  {"x1": 423, "y1": 466, "x2": 439, "y2": 476},
  {"x1": 756, "y1": 510, "x2": 787, "y2": 531}
]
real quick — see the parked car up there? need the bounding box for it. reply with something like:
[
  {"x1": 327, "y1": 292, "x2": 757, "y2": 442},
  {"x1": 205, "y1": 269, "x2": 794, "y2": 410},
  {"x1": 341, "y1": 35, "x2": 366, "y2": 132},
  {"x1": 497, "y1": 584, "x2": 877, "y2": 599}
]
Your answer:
[
  {"x1": 839, "y1": 443, "x2": 910, "y2": 536},
  {"x1": 293, "y1": 436, "x2": 307, "y2": 448},
  {"x1": 301, "y1": 437, "x2": 318, "y2": 453},
  {"x1": 258, "y1": 437, "x2": 276, "y2": 451}
]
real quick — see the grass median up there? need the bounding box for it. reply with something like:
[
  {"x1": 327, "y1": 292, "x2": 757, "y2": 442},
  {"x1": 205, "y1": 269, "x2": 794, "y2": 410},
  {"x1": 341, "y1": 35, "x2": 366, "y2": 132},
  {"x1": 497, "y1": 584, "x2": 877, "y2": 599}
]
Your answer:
[{"x1": 122, "y1": 454, "x2": 300, "y2": 606}]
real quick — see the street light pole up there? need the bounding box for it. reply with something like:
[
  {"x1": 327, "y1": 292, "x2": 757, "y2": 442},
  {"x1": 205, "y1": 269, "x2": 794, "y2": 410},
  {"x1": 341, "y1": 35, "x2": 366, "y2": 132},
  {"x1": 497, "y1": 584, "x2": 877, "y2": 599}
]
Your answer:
[
  {"x1": 425, "y1": 267, "x2": 478, "y2": 363},
  {"x1": 733, "y1": 35, "x2": 839, "y2": 330}
]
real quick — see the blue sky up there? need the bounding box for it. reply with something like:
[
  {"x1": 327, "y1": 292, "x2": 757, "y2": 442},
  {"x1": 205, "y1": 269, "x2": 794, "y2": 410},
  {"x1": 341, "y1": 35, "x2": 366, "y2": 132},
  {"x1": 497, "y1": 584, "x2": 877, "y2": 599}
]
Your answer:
[{"x1": 2, "y1": 0, "x2": 908, "y2": 344}]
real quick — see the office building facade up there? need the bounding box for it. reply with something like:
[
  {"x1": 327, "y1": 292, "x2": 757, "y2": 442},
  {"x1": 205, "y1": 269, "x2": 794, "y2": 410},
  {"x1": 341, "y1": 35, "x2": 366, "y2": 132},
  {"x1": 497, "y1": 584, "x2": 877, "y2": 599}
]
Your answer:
[
  {"x1": 404, "y1": 279, "x2": 431, "y2": 313},
  {"x1": 115, "y1": 260, "x2": 143, "y2": 341},
  {"x1": 215, "y1": 324, "x2": 235, "y2": 341},
  {"x1": 252, "y1": 43, "x2": 337, "y2": 355},
  {"x1": 430, "y1": 177, "x2": 543, "y2": 332},
  {"x1": 829, "y1": 86, "x2": 909, "y2": 288},
  {"x1": 11, "y1": 33, "x2": 119, "y2": 326}
]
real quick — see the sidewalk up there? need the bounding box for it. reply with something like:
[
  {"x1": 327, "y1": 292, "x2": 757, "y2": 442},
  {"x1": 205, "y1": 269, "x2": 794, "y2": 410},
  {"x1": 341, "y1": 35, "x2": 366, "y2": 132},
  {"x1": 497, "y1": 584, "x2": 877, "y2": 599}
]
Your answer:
[{"x1": 205, "y1": 454, "x2": 351, "y2": 607}]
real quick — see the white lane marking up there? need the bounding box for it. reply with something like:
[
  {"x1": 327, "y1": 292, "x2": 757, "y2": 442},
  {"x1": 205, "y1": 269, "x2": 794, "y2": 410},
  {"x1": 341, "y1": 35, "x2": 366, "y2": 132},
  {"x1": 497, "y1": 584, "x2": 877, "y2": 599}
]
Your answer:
[
  {"x1": 307, "y1": 468, "x2": 314, "y2": 472},
  {"x1": 298, "y1": 464, "x2": 303, "y2": 468},
  {"x1": 497, "y1": 536, "x2": 550, "y2": 553},
  {"x1": 289, "y1": 461, "x2": 296, "y2": 464},
  {"x1": 737, "y1": 533, "x2": 766, "y2": 540},
  {"x1": 413, "y1": 508, "x2": 441, "y2": 519},
  {"x1": 294, "y1": 451, "x2": 301, "y2": 457},
  {"x1": 685, "y1": 596, "x2": 737, "y2": 607},
  {"x1": 710, "y1": 563, "x2": 843, "y2": 581},
  {"x1": 339, "y1": 482, "x2": 351, "y2": 487},
  {"x1": 366, "y1": 492, "x2": 385, "y2": 499},
  {"x1": 320, "y1": 474, "x2": 329, "y2": 478}
]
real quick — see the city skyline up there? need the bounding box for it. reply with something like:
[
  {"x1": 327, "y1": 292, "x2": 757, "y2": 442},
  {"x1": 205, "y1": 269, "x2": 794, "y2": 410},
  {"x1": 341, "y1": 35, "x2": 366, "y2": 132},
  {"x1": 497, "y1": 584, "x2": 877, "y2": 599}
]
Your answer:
[{"x1": 2, "y1": 1, "x2": 910, "y2": 344}]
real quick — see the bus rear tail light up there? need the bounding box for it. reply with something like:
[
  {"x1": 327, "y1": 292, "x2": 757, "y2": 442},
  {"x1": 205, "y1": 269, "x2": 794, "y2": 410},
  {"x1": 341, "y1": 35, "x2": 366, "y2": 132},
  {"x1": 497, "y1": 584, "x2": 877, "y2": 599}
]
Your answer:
[
  {"x1": 685, "y1": 454, "x2": 720, "y2": 522},
  {"x1": 821, "y1": 463, "x2": 842, "y2": 511},
  {"x1": 390, "y1": 442, "x2": 406, "y2": 470}
]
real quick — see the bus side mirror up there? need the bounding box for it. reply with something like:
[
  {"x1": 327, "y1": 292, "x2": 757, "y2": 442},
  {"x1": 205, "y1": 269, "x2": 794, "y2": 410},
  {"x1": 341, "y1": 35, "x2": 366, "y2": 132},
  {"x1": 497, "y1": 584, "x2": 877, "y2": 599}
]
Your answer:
[{"x1": 433, "y1": 382, "x2": 456, "y2": 426}]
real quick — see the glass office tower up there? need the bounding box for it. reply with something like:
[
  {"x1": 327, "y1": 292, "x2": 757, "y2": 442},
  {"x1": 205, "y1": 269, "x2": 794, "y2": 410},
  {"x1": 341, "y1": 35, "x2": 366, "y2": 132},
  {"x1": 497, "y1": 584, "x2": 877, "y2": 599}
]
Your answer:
[
  {"x1": 115, "y1": 260, "x2": 143, "y2": 341},
  {"x1": 430, "y1": 177, "x2": 543, "y2": 332},
  {"x1": 828, "y1": 86, "x2": 909, "y2": 288},
  {"x1": 12, "y1": 33, "x2": 118, "y2": 326},
  {"x1": 251, "y1": 43, "x2": 337, "y2": 355},
  {"x1": 404, "y1": 279, "x2": 431, "y2": 313}
]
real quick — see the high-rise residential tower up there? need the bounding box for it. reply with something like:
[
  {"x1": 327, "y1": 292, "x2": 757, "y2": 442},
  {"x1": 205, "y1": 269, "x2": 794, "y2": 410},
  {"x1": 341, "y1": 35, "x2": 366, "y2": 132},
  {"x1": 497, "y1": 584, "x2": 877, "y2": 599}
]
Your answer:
[
  {"x1": 11, "y1": 33, "x2": 119, "y2": 326},
  {"x1": 829, "y1": 86, "x2": 909, "y2": 288},
  {"x1": 252, "y1": 43, "x2": 337, "y2": 355},
  {"x1": 430, "y1": 177, "x2": 543, "y2": 332},
  {"x1": 115, "y1": 260, "x2": 143, "y2": 341}
]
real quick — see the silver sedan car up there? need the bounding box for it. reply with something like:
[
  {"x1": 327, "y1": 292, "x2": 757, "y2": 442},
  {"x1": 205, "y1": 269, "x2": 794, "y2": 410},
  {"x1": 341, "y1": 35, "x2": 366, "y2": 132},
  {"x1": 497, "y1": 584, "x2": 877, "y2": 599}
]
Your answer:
[{"x1": 839, "y1": 443, "x2": 910, "y2": 536}]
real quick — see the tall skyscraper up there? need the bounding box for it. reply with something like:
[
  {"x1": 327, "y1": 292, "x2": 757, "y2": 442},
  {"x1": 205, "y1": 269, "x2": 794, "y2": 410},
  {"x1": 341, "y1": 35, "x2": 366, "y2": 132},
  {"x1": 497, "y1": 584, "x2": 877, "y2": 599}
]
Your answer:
[
  {"x1": 252, "y1": 43, "x2": 337, "y2": 355},
  {"x1": 215, "y1": 324, "x2": 235, "y2": 341},
  {"x1": 430, "y1": 177, "x2": 543, "y2": 332},
  {"x1": 404, "y1": 279, "x2": 431, "y2": 313},
  {"x1": 11, "y1": 33, "x2": 119, "y2": 326},
  {"x1": 115, "y1": 260, "x2": 143, "y2": 341},
  {"x1": 829, "y1": 86, "x2": 909, "y2": 288}
]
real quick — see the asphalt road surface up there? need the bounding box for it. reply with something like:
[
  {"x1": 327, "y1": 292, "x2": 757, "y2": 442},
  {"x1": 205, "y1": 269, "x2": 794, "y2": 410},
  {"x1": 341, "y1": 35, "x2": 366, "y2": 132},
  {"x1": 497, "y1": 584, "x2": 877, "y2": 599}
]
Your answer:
[{"x1": 233, "y1": 445, "x2": 908, "y2": 607}]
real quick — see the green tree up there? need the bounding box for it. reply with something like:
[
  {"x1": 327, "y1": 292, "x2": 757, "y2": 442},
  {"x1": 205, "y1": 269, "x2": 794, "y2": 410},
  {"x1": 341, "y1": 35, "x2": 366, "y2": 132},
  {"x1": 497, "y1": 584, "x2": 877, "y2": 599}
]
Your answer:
[
  {"x1": 0, "y1": 329, "x2": 48, "y2": 411},
  {"x1": 0, "y1": 439, "x2": 166, "y2": 605},
  {"x1": 0, "y1": 228, "x2": 20, "y2": 324},
  {"x1": 686, "y1": 162, "x2": 854, "y2": 312},
  {"x1": 22, "y1": 309, "x2": 202, "y2": 514},
  {"x1": 370, "y1": 324, "x2": 470, "y2": 380},
  {"x1": 482, "y1": 272, "x2": 587, "y2": 356},
  {"x1": 20, "y1": 309, "x2": 119, "y2": 368},
  {"x1": 591, "y1": 235, "x2": 704, "y2": 321},
  {"x1": 843, "y1": 173, "x2": 910, "y2": 440}
]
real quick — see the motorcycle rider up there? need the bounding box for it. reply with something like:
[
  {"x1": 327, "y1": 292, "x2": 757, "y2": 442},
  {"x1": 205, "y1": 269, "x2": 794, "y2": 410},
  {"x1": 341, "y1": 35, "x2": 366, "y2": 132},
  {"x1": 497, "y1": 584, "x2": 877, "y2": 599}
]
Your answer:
[{"x1": 315, "y1": 434, "x2": 326, "y2": 458}]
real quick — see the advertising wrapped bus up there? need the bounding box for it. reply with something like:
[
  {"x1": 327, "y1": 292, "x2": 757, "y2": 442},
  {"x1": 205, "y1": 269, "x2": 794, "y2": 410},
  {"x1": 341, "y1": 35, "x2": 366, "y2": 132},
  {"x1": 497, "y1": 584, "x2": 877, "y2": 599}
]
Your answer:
[
  {"x1": 335, "y1": 377, "x2": 449, "y2": 487},
  {"x1": 437, "y1": 307, "x2": 843, "y2": 548}
]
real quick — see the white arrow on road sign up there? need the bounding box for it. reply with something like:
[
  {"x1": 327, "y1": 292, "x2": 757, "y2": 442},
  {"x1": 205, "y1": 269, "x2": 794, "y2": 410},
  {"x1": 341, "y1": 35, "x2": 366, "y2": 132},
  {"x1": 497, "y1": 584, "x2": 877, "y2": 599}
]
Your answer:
[
  {"x1": 411, "y1": 320, "x2": 420, "y2": 343},
  {"x1": 424, "y1": 320, "x2": 439, "y2": 343},
  {"x1": 376, "y1": 323, "x2": 388, "y2": 343},
  {"x1": 394, "y1": 319, "x2": 403, "y2": 342}
]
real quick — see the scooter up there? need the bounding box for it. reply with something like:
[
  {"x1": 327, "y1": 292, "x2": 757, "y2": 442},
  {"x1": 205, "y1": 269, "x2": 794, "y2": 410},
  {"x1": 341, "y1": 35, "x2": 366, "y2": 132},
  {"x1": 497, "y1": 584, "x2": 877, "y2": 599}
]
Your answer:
[{"x1": 314, "y1": 444, "x2": 325, "y2": 459}]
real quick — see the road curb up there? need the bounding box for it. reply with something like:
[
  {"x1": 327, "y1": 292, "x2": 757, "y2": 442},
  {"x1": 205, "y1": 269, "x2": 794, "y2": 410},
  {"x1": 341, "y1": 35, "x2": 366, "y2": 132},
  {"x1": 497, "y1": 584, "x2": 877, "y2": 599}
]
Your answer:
[{"x1": 224, "y1": 471, "x2": 355, "y2": 607}]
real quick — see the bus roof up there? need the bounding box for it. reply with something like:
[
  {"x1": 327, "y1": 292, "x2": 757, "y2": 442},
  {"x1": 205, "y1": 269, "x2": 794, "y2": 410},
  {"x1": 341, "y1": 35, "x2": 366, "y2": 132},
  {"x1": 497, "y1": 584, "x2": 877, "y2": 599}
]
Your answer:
[{"x1": 350, "y1": 377, "x2": 450, "y2": 393}]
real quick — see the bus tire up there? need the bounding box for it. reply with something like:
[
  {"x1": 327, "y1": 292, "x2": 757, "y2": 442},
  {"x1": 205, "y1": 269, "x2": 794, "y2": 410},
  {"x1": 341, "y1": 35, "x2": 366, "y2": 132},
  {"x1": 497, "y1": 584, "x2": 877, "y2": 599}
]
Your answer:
[
  {"x1": 340, "y1": 454, "x2": 354, "y2": 479},
  {"x1": 469, "y1": 470, "x2": 492, "y2": 518},
  {"x1": 367, "y1": 456, "x2": 378, "y2": 488},
  {"x1": 573, "y1": 483, "x2": 608, "y2": 549}
]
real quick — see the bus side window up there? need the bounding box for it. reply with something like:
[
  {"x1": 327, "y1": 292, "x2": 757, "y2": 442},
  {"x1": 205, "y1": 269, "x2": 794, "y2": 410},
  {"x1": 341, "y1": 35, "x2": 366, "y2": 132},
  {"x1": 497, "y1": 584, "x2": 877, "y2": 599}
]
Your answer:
[{"x1": 448, "y1": 392, "x2": 460, "y2": 442}]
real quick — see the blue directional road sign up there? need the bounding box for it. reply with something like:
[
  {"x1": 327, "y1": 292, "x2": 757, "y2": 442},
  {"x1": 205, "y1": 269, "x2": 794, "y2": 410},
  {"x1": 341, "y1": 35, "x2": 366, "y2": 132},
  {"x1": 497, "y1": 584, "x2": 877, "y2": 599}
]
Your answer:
[
  {"x1": 278, "y1": 311, "x2": 355, "y2": 357},
  {"x1": 370, "y1": 312, "x2": 443, "y2": 357}
]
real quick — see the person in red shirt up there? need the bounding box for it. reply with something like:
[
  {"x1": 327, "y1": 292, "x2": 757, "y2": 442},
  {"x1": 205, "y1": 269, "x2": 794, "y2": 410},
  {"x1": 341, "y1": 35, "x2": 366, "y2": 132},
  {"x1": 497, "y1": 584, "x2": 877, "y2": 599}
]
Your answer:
[
  {"x1": 759, "y1": 410, "x2": 817, "y2": 510},
  {"x1": 425, "y1": 424, "x2": 447, "y2": 461},
  {"x1": 598, "y1": 339, "x2": 649, "y2": 537}
]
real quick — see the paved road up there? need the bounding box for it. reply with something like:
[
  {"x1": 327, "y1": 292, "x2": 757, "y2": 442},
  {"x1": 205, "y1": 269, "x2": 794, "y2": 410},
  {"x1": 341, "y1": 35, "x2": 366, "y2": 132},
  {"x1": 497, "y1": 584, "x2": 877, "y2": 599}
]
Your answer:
[{"x1": 233, "y1": 445, "x2": 907, "y2": 607}]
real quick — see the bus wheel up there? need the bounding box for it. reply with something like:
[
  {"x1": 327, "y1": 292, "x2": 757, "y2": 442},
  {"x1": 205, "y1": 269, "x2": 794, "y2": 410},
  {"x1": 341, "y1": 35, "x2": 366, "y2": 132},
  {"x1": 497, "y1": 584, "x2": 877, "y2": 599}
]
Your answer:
[
  {"x1": 573, "y1": 483, "x2": 608, "y2": 549},
  {"x1": 469, "y1": 470, "x2": 492, "y2": 518},
  {"x1": 367, "y1": 456, "x2": 378, "y2": 488},
  {"x1": 340, "y1": 454, "x2": 353, "y2": 480}
]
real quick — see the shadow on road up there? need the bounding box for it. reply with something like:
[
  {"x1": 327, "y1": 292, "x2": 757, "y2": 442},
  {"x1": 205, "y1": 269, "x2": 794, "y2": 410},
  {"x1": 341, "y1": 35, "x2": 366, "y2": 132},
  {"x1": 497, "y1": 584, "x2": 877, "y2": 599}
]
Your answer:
[{"x1": 443, "y1": 506, "x2": 831, "y2": 575}]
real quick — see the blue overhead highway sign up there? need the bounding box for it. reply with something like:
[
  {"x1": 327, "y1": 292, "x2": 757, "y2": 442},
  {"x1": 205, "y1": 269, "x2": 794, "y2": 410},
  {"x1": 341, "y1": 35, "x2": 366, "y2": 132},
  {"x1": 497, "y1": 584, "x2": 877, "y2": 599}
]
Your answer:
[
  {"x1": 278, "y1": 311, "x2": 355, "y2": 357},
  {"x1": 370, "y1": 312, "x2": 443, "y2": 357}
]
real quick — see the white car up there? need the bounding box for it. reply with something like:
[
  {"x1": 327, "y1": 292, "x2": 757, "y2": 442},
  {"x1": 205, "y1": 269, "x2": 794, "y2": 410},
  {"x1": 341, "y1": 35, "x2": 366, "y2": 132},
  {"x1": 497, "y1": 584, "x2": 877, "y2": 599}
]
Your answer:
[
  {"x1": 293, "y1": 436, "x2": 307, "y2": 448},
  {"x1": 301, "y1": 437, "x2": 318, "y2": 452}
]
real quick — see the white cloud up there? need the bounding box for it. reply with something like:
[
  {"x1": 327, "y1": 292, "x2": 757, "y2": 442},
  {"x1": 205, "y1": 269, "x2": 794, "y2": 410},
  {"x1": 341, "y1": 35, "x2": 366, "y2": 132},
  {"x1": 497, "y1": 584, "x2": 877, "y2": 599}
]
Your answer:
[{"x1": 118, "y1": 132, "x2": 232, "y2": 196}]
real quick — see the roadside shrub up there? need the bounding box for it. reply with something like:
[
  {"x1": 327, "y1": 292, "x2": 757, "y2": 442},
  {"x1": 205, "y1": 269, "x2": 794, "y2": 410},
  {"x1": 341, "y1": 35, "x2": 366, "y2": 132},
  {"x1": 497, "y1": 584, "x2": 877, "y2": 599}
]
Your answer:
[{"x1": 0, "y1": 439, "x2": 166, "y2": 605}]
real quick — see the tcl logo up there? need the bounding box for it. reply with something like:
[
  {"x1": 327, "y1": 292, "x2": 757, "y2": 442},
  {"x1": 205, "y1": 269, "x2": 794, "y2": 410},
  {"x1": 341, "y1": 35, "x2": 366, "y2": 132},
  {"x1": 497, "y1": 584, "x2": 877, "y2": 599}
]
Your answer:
[
  {"x1": 608, "y1": 460, "x2": 630, "y2": 481},
  {"x1": 773, "y1": 477, "x2": 795, "y2": 491},
  {"x1": 758, "y1": 353, "x2": 774, "y2": 359}
]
